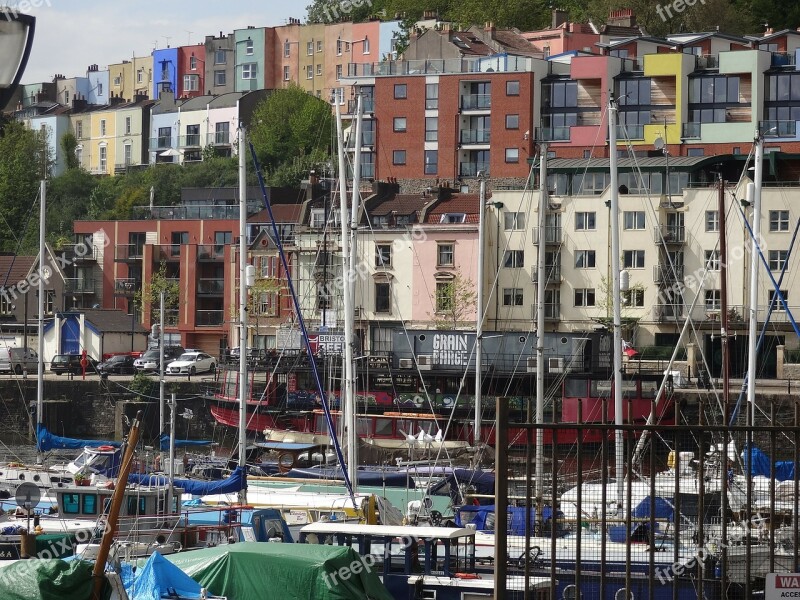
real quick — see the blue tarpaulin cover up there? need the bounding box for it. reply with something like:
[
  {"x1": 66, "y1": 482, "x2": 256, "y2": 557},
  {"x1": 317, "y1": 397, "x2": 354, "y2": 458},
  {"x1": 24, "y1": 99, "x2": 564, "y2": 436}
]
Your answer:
[
  {"x1": 743, "y1": 444, "x2": 795, "y2": 481},
  {"x1": 129, "y1": 465, "x2": 247, "y2": 495},
  {"x1": 123, "y1": 551, "x2": 204, "y2": 600},
  {"x1": 456, "y1": 504, "x2": 558, "y2": 536},
  {"x1": 36, "y1": 424, "x2": 120, "y2": 452},
  {"x1": 159, "y1": 434, "x2": 214, "y2": 451}
]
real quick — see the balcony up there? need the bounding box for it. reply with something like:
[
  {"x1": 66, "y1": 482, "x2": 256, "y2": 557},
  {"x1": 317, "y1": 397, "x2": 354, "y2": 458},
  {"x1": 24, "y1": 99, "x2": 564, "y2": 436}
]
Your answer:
[
  {"x1": 344, "y1": 56, "x2": 536, "y2": 78},
  {"x1": 198, "y1": 245, "x2": 225, "y2": 261},
  {"x1": 653, "y1": 225, "x2": 686, "y2": 244},
  {"x1": 760, "y1": 120, "x2": 796, "y2": 138},
  {"x1": 535, "y1": 126, "x2": 570, "y2": 142},
  {"x1": 653, "y1": 264, "x2": 685, "y2": 284},
  {"x1": 114, "y1": 162, "x2": 139, "y2": 174},
  {"x1": 460, "y1": 128, "x2": 490, "y2": 145},
  {"x1": 459, "y1": 162, "x2": 489, "y2": 178},
  {"x1": 64, "y1": 278, "x2": 96, "y2": 294},
  {"x1": 114, "y1": 278, "x2": 138, "y2": 296},
  {"x1": 197, "y1": 278, "x2": 225, "y2": 295},
  {"x1": 178, "y1": 134, "x2": 202, "y2": 149},
  {"x1": 59, "y1": 243, "x2": 97, "y2": 262},
  {"x1": 115, "y1": 244, "x2": 144, "y2": 261},
  {"x1": 771, "y1": 52, "x2": 796, "y2": 68},
  {"x1": 154, "y1": 245, "x2": 182, "y2": 261},
  {"x1": 616, "y1": 124, "x2": 643, "y2": 140},
  {"x1": 654, "y1": 303, "x2": 683, "y2": 322},
  {"x1": 347, "y1": 97, "x2": 375, "y2": 114},
  {"x1": 196, "y1": 309, "x2": 224, "y2": 326},
  {"x1": 531, "y1": 263, "x2": 561, "y2": 283},
  {"x1": 461, "y1": 94, "x2": 491, "y2": 111},
  {"x1": 149, "y1": 137, "x2": 172, "y2": 151},
  {"x1": 164, "y1": 309, "x2": 179, "y2": 327},
  {"x1": 532, "y1": 226, "x2": 563, "y2": 245},
  {"x1": 682, "y1": 123, "x2": 701, "y2": 139},
  {"x1": 544, "y1": 303, "x2": 560, "y2": 321},
  {"x1": 134, "y1": 205, "x2": 246, "y2": 220},
  {"x1": 206, "y1": 132, "x2": 232, "y2": 146},
  {"x1": 694, "y1": 54, "x2": 718, "y2": 70}
]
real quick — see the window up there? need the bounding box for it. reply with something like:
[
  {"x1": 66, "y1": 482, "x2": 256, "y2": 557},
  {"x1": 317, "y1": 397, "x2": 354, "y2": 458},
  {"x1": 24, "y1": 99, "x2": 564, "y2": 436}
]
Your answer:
[
  {"x1": 157, "y1": 126, "x2": 171, "y2": 148},
  {"x1": 705, "y1": 250, "x2": 720, "y2": 271},
  {"x1": 769, "y1": 250, "x2": 788, "y2": 271},
  {"x1": 316, "y1": 64, "x2": 322, "y2": 76},
  {"x1": 505, "y1": 148, "x2": 519, "y2": 163},
  {"x1": 171, "y1": 231, "x2": 189, "y2": 255},
  {"x1": 622, "y1": 289, "x2": 645, "y2": 307},
  {"x1": 99, "y1": 146, "x2": 107, "y2": 172},
  {"x1": 61, "y1": 493, "x2": 80, "y2": 515},
  {"x1": 770, "y1": 210, "x2": 789, "y2": 231},
  {"x1": 575, "y1": 250, "x2": 596, "y2": 268},
  {"x1": 376, "y1": 244, "x2": 392, "y2": 267},
  {"x1": 123, "y1": 144, "x2": 132, "y2": 166},
  {"x1": 97, "y1": 83, "x2": 103, "y2": 96},
  {"x1": 336, "y1": 64, "x2": 342, "y2": 80},
  {"x1": 687, "y1": 148, "x2": 704, "y2": 157},
  {"x1": 394, "y1": 84, "x2": 407, "y2": 99},
  {"x1": 113, "y1": 75, "x2": 121, "y2": 86},
  {"x1": 574, "y1": 288, "x2": 596, "y2": 307},
  {"x1": 575, "y1": 212, "x2": 596, "y2": 231},
  {"x1": 0, "y1": 292, "x2": 11, "y2": 314},
  {"x1": 503, "y1": 250, "x2": 524, "y2": 268},
  {"x1": 506, "y1": 80, "x2": 520, "y2": 96},
  {"x1": 362, "y1": 37, "x2": 370, "y2": 54},
  {"x1": 440, "y1": 213, "x2": 466, "y2": 223},
  {"x1": 436, "y1": 282, "x2": 454, "y2": 312},
  {"x1": 183, "y1": 74, "x2": 199, "y2": 91},
  {"x1": 125, "y1": 116, "x2": 131, "y2": 135},
  {"x1": 375, "y1": 282, "x2": 391, "y2": 313},
  {"x1": 214, "y1": 231, "x2": 232, "y2": 255},
  {"x1": 215, "y1": 121, "x2": 230, "y2": 144},
  {"x1": 306, "y1": 41, "x2": 314, "y2": 55},
  {"x1": 705, "y1": 210, "x2": 719, "y2": 232},
  {"x1": 45, "y1": 290, "x2": 55, "y2": 315},
  {"x1": 392, "y1": 150, "x2": 406, "y2": 165},
  {"x1": 769, "y1": 290, "x2": 789, "y2": 310},
  {"x1": 705, "y1": 290, "x2": 721, "y2": 310},
  {"x1": 283, "y1": 66, "x2": 290, "y2": 81},
  {"x1": 190, "y1": 56, "x2": 197, "y2": 70},
  {"x1": 242, "y1": 63, "x2": 257, "y2": 80},
  {"x1": 284, "y1": 41, "x2": 291, "y2": 57},
  {"x1": 393, "y1": 117, "x2": 407, "y2": 132},
  {"x1": 214, "y1": 70, "x2": 226, "y2": 86},
  {"x1": 437, "y1": 243, "x2": 454, "y2": 266},
  {"x1": 623, "y1": 250, "x2": 645, "y2": 269},
  {"x1": 623, "y1": 211, "x2": 645, "y2": 230},
  {"x1": 317, "y1": 40, "x2": 323, "y2": 52},
  {"x1": 215, "y1": 49, "x2": 226, "y2": 64},
  {"x1": 100, "y1": 119, "x2": 106, "y2": 136},
  {"x1": 306, "y1": 65, "x2": 313, "y2": 79},
  {"x1": 424, "y1": 150, "x2": 438, "y2": 175},
  {"x1": 425, "y1": 83, "x2": 438, "y2": 109},
  {"x1": 504, "y1": 212, "x2": 525, "y2": 231},
  {"x1": 337, "y1": 39, "x2": 343, "y2": 55},
  {"x1": 137, "y1": 69, "x2": 144, "y2": 84},
  {"x1": 75, "y1": 147, "x2": 82, "y2": 165},
  {"x1": 506, "y1": 114, "x2": 519, "y2": 129},
  {"x1": 425, "y1": 117, "x2": 438, "y2": 141},
  {"x1": 75, "y1": 120, "x2": 83, "y2": 139},
  {"x1": 503, "y1": 288, "x2": 524, "y2": 306}
]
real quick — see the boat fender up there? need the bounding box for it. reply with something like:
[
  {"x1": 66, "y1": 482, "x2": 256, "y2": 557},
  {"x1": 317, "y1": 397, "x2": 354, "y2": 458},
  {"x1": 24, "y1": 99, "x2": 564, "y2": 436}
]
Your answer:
[
  {"x1": 96, "y1": 446, "x2": 115, "y2": 452},
  {"x1": 277, "y1": 452, "x2": 295, "y2": 473},
  {"x1": 454, "y1": 573, "x2": 480, "y2": 579}
]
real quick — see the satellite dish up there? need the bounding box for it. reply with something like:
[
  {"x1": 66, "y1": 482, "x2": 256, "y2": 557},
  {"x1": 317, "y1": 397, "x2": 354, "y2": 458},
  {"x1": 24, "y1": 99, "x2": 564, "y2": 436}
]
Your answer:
[
  {"x1": 653, "y1": 137, "x2": 665, "y2": 151},
  {"x1": 15, "y1": 482, "x2": 41, "y2": 511}
]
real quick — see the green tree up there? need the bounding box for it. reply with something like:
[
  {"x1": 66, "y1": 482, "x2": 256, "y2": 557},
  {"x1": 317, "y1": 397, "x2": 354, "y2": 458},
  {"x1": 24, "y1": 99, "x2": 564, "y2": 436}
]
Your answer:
[
  {"x1": 60, "y1": 132, "x2": 80, "y2": 171},
  {"x1": 428, "y1": 269, "x2": 477, "y2": 330},
  {"x1": 306, "y1": 0, "x2": 384, "y2": 23},
  {"x1": 135, "y1": 262, "x2": 181, "y2": 325}
]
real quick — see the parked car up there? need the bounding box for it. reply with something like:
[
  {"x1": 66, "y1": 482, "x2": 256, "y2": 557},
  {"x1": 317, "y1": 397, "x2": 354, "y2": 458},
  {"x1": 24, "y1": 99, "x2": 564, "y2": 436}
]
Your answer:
[
  {"x1": 0, "y1": 347, "x2": 38, "y2": 374},
  {"x1": 133, "y1": 346, "x2": 184, "y2": 372},
  {"x1": 166, "y1": 351, "x2": 216, "y2": 375},
  {"x1": 50, "y1": 354, "x2": 98, "y2": 375},
  {"x1": 96, "y1": 354, "x2": 136, "y2": 375}
]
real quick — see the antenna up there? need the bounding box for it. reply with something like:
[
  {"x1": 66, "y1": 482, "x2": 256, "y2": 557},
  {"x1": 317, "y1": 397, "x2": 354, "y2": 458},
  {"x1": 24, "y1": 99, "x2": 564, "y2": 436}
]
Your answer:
[{"x1": 185, "y1": 30, "x2": 193, "y2": 45}]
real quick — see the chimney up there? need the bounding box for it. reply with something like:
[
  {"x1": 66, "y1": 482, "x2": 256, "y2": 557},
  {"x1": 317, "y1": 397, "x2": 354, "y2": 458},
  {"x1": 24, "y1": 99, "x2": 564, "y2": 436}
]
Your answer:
[
  {"x1": 552, "y1": 9, "x2": 568, "y2": 29},
  {"x1": 72, "y1": 97, "x2": 88, "y2": 111},
  {"x1": 607, "y1": 8, "x2": 636, "y2": 28},
  {"x1": 484, "y1": 21, "x2": 496, "y2": 34},
  {"x1": 766, "y1": 27, "x2": 774, "y2": 35}
]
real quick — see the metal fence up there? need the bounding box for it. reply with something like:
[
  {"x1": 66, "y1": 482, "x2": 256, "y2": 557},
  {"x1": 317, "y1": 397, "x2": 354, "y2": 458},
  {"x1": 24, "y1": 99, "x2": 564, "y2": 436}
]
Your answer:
[{"x1": 490, "y1": 397, "x2": 800, "y2": 599}]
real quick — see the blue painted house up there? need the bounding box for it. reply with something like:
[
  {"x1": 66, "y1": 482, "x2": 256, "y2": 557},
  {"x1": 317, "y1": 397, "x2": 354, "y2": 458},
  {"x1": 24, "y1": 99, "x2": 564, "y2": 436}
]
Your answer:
[{"x1": 152, "y1": 47, "x2": 179, "y2": 100}]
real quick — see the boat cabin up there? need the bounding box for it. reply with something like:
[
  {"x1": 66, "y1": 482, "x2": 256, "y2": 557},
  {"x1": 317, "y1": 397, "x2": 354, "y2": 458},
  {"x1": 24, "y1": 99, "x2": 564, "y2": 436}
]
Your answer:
[{"x1": 54, "y1": 484, "x2": 184, "y2": 529}]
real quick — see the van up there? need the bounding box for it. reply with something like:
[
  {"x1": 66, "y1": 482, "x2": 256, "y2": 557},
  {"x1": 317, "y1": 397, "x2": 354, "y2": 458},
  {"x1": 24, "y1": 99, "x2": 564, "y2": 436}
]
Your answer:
[{"x1": 0, "y1": 347, "x2": 39, "y2": 374}]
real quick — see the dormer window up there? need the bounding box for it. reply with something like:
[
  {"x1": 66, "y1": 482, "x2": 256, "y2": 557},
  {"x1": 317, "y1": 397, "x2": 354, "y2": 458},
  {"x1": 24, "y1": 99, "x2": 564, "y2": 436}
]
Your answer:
[{"x1": 440, "y1": 213, "x2": 466, "y2": 224}]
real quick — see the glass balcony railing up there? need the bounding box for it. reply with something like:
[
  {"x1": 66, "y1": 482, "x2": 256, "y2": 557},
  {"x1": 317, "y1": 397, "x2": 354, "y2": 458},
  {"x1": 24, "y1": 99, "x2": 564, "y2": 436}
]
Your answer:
[
  {"x1": 197, "y1": 278, "x2": 225, "y2": 294},
  {"x1": 64, "y1": 278, "x2": 96, "y2": 293},
  {"x1": 461, "y1": 94, "x2": 491, "y2": 110},
  {"x1": 771, "y1": 52, "x2": 796, "y2": 67},
  {"x1": 115, "y1": 244, "x2": 143, "y2": 261},
  {"x1": 760, "y1": 120, "x2": 796, "y2": 137},
  {"x1": 544, "y1": 303, "x2": 560, "y2": 320},
  {"x1": 460, "y1": 128, "x2": 490, "y2": 144},
  {"x1": 532, "y1": 226, "x2": 563, "y2": 245},
  {"x1": 682, "y1": 123, "x2": 701, "y2": 139},
  {"x1": 196, "y1": 309, "x2": 224, "y2": 326},
  {"x1": 178, "y1": 134, "x2": 202, "y2": 148},
  {"x1": 149, "y1": 137, "x2": 172, "y2": 150},
  {"x1": 535, "y1": 126, "x2": 570, "y2": 142},
  {"x1": 114, "y1": 278, "x2": 138, "y2": 295},
  {"x1": 653, "y1": 264, "x2": 685, "y2": 284},
  {"x1": 198, "y1": 245, "x2": 225, "y2": 260},
  {"x1": 532, "y1": 264, "x2": 561, "y2": 282},
  {"x1": 653, "y1": 225, "x2": 686, "y2": 244},
  {"x1": 206, "y1": 132, "x2": 232, "y2": 146},
  {"x1": 459, "y1": 162, "x2": 489, "y2": 177}
]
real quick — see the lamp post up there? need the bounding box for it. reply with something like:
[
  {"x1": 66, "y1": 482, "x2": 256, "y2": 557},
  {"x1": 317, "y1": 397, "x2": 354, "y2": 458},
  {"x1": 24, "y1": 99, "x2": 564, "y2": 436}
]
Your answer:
[{"x1": 0, "y1": 11, "x2": 35, "y2": 110}]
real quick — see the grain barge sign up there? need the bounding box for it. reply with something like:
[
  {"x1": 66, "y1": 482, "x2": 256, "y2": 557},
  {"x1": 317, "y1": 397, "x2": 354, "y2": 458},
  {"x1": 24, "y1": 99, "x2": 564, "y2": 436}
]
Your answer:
[
  {"x1": 767, "y1": 574, "x2": 800, "y2": 598},
  {"x1": 308, "y1": 333, "x2": 346, "y2": 354},
  {"x1": 432, "y1": 333, "x2": 469, "y2": 366}
]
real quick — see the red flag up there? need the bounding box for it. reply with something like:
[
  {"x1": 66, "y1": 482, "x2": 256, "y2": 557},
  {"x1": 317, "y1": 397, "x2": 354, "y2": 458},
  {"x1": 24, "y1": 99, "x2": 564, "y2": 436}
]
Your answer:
[{"x1": 622, "y1": 340, "x2": 638, "y2": 357}]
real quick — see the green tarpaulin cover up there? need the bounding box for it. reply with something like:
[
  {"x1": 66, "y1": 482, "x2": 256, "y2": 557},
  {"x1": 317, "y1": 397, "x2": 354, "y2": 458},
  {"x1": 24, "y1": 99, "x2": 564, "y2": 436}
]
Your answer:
[
  {"x1": 0, "y1": 559, "x2": 95, "y2": 600},
  {"x1": 167, "y1": 542, "x2": 394, "y2": 600}
]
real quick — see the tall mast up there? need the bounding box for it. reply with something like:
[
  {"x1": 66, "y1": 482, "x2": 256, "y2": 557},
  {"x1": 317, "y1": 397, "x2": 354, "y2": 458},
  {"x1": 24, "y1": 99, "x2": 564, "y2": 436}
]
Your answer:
[
  {"x1": 535, "y1": 145, "x2": 547, "y2": 499},
  {"x1": 608, "y1": 98, "x2": 625, "y2": 509},
  {"x1": 238, "y1": 124, "x2": 248, "y2": 505},
  {"x1": 474, "y1": 173, "x2": 487, "y2": 443},
  {"x1": 36, "y1": 179, "x2": 45, "y2": 463},
  {"x1": 746, "y1": 135, "x2": 763, "y2": 428}
]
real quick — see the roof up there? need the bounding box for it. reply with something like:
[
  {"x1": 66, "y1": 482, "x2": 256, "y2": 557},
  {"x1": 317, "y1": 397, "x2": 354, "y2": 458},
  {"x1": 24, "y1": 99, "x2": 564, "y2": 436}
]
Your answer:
[
  {"x1": 423, "y1": 195, "x2": 481, "y2": 224},
  {"x1": 542, "y1": 155, "x2": 734, "y2": 172},
  {"x1": 299, "y1": 522, "x2": 476, "y2": 539},
  {"x1": 666, "y1": 32, "x2": 750, "y2": 45},
  {"x1": 77, "y1": 309, "x2": 148, "y2": 334},
  {"x1": 367, "y1": 194, "x2": 431, "y2": 217},
  {"x1": 596, "y1": 35, "x2": 671, "y2": 49},
  {"x1": 249, "y1": 203, "x2": 303, "y2": 223},
  {"x1": 0, "y1": 255, "x2": 36, "y2": 288},
  {"x1": 746, "y1": 29, "x2": 800, "y2": 43}
]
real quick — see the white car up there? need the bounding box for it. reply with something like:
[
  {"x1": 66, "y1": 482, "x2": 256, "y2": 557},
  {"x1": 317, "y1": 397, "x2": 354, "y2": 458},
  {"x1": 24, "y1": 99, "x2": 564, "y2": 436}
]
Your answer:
[{"x1": 166, "y1": 352, "x2": 216, "y2": 375}]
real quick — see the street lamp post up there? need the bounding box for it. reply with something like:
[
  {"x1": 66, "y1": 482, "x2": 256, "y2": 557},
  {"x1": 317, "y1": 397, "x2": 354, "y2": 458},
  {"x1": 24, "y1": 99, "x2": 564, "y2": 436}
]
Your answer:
[{"x1": 0, "y1": 11, "x2": 36, "y2": 109}]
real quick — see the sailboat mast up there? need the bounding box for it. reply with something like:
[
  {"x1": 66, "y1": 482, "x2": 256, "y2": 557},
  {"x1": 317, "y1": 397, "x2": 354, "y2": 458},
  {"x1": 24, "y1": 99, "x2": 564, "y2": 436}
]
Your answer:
[
  {"x1": 346, "y1": 94, "x2": 363, "y2": 488},
  {"x1": 608, "y1": 99, "x2": 625, "y2": 509},
  {"x1": 474, "y1": 173, "x2": 486, "y2": 443},
  {"x1": 535, "y1": 145, "x2": 547, "y2": 499},
  {"x1": 746, "y1": 135, "x2": 763, "y2": 428},
  {"x1": 238, "y1": 124, "x2": 248, "y2": 505},
  {"x1": 719, "y1": 175, "x2": 730, "y2": 423},
  {"x1": 36, "y1": 179, "x2": 45, "y2": 461}
]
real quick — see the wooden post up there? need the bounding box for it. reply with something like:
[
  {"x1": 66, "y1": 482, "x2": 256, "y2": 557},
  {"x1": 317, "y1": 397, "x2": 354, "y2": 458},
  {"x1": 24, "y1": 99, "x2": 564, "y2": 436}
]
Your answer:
[{"x1": 493, "y1": 397, "x2": 508, "y2": 600}]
